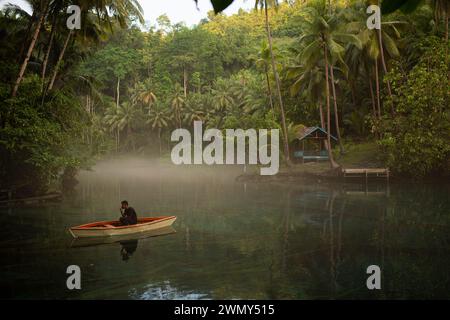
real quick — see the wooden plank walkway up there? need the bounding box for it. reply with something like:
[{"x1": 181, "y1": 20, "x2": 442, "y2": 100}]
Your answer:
[{"x1": 342, "y1": 168, "x2": 390, "y2": 180}]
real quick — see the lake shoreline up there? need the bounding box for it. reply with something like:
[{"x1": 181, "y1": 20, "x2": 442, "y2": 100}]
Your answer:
[{"x1": 236, "y1": 163, "x2": 450, "y2": 184}]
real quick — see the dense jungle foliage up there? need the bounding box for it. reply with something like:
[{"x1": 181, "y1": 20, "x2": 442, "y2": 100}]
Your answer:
[{"x1": 0, "y1": 0, "x2": 448, "y2": 194}]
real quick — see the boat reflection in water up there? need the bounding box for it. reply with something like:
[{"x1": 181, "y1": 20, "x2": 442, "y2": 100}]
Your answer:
[
  {"x1": 120, "y1": 239, "x2": 138, "y2": 261},
  {"x1": 70, "y1": 226, "x2": 176, "y2": 256}
]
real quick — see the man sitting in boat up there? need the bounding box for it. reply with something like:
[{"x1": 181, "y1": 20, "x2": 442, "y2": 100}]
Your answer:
[{"x1": 119, "y1": 200, "x2": 138, "y2": 225}]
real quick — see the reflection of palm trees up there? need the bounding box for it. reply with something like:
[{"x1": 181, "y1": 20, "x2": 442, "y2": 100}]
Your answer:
[
  {"x1": 266, "y1": 249, "x2": 277, "y2": 299},
  {"x1": 337, "y1": 197, "x2": 345, "y2": 266},
  {"x1": 378, "y1": 204, "x2": 386, "y2": 296},
  {"x1": 321, "y1": 188, "x2": 345, "y2": 297},
  {"x1": 185, "y1": 226, "x2": 191, "y2": 252},
  {"x1": 328, "y1": 190, "x2": 337, "y2": 294},
  {"x1": 281, "y1": 189, "x2": 292, "y2": 272}
]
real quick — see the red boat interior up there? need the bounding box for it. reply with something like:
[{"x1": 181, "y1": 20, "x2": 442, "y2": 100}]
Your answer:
[{"x1": 73, "y1": 217, "x2": 172, "y2": 229}]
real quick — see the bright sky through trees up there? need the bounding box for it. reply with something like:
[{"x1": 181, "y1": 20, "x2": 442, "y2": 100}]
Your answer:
[
  {"x1": 139, "y1": 0, "x2": 254, "y2": 26},
  {"x1": 0, "y1": 0, "x2": 255, "y2": 26}
]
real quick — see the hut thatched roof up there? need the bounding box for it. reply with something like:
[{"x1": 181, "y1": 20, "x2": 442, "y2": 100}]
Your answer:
[{"x1": 293, "y1": 126, "x2": 338, "y2": 142}]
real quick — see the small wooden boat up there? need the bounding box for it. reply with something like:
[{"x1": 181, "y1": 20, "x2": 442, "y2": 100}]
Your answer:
[
  {"x1": 70, "y1": 226, "x2": 176, "y2": 248},
  {"x1": 69, "y1": 216, "x2": 176, "y2": 238}
]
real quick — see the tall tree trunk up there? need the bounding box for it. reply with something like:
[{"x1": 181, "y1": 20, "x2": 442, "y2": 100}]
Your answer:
[
  {"x1": 41, "y1": 29, "x2": 55, "y2": 89},
  {"x1": 17, "y1": 10, "x2": 36, "y2": 63},
  {"x1": 47, "y1": 30, "x2": 73, "y2": 91},
  {"x1": 117, "y1": 128, "x2": 120, "y2": 153},
  {"x1": 319, "y1": 102, "x2": 325, "y2": 130},
  {"x1": 377, "y1": 1, "x2": 394, "y2": 116},
  {"x1": 446, "y1": 9, "x2": 449, "y2": 77},
  {"x1": 89, "y1": 92, "x2": 93, "y2": 115},
  {"x1": 330, "y1": 66, "x2": 345, "y2": 154},
  {"x1": 116, "y1": 76, "x2": 120, "y2": 108},
  {"x1": 319, "y1": 102, "x2": 329, "y2": 151},
  {"x1": 264, "y1": 1, "x2": 290, "y2": 164},
  {"x1": 377, "y1": 29, "x2": 394, "y2": 116},
  {"x1": 368, "y1": 73, "x2": 377, "y2": 117},
  {"x1": 324, "y1": 45, "x2": 339, "y2": 169},
  {"x1": 116, "y1": 75, "x2": 121, "y2": 153},
  {"x1": 41, "y1": 12, "x2": 58, "y2": 92},
  {"x1": 128, "y1": 124, "x2": 135, "y2": 152},
  {"x1": 446, "y1": 6, "x2": 449, "y2": 44},
  {"x1": 368, "y1": 68, "x2": 380, "y2": 139},
  {"x1": 12, "y1": 1, "x2": 49, "y2": 97},
  {"x1": 264, "y1": 65, "x2": 275, "y2": 113},
  {"x1": 374, "y1": 60, "x2": 381, "y2": 119},
  {"x1": 350, "y1": 80, "x2": 357, "y2": 109},
  {"x1": 158, "y1": 127, "x2": 162, "y2": 156},
  {"x1": 183, "y1": 67, "x2": 188, "y2": 98}
]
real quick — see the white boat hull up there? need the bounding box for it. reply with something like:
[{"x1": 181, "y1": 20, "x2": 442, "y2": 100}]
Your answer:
[{"x1": 69, "y1": 216, "x2": 176, "y2": 238}]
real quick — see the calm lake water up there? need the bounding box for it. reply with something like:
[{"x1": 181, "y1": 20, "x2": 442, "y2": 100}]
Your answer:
[{"x1": 1, "y1": 158, "x2": 449, "y2": 299}]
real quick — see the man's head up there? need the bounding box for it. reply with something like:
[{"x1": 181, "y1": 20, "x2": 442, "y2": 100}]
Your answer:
[{"x1": 121, "y1": 200, "x2": 129, "y2": 209}]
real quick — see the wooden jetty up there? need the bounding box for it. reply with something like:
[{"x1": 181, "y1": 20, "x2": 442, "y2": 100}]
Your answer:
[{"x1": 342, "y1": 168, "x2": 390, "y2": 181}]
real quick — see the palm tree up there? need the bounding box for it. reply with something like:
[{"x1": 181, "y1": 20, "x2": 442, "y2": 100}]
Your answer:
[
  {"x1": 138, "y1": 80, "x2": 157, "y2": 109},
  {"x1": 329, "y1": 64, "x2": 345, "y2": 154},
  {"x1": 46, "y1": 27, "x2": 73, "y2": 91},
  {"x1": 40, "y1": 3, "x2": 108, "y2": 97},
  {"x1": 11, "y1": 0, "x2": 50, "y2": 97},
  {"x1": 146, "y1": 105, "x2": 170, "y2": 155},
  {"x1": 296, "y1": 6, "x2": 362, "y2": 167},
  {"x1": 104, "y1": 103, "x2": 121, "y2": 152},
  {"x1": 344, "y1": 2, "x2": 402, "y2": 117},
  {"x1": 255, "y1": 0, "x2": 290, "y2": 164},
  {"x1": 430, "y1": 0, "x2": 449, "y2": 64},
  {"x1": 103, "y1": 99, "x2": 139, "y2": 152},
  {"x1": 46, "y1": 0, "x2": 144, "y2": 92},
  {"x1": 324, "y1": 43, "x2": 337, "y2": 168},
  {"x1": 287, "y1": 62, "x2": 328, "y2": 139},
  {"x1": 117, "y1": 102, "x2": 138, "y2": 131},
  {"x1": 184, "y1": 92, "x2": 208, "y2": 125},
  {"x1": 40, "y1": 0, "x2": 62, "y2": 91},
  {"x1": 252, "y1": 41, "x2": 275, "y2": 112},
  {"x1": 171, "y1": 84, "x2": 185, "y2": 128},
  {"x1": 212, "y1": 80, "x2": 234, "y2": 128},
  {"x1": 184, "y1": 105, "x2": 206, "y2": 126},
  {"x1": 117, "y1": 101, "x2": 140, "y2": 151},
  {"x1": 375, "y1": 0, "x2": 396, "y2": 115},
  {"x1": 130, "y1": 79, "x2": 157, "y2": 109},
  {"x1": 322, "y1": 10, "x2": 362, "y2": 155}
]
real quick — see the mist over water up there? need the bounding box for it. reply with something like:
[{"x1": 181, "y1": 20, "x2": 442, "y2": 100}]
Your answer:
[{"x1": 1, "y1": 157, "x2": 449, "y2": 299}]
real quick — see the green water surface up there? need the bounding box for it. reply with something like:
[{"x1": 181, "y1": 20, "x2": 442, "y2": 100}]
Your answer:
[{"x1": 1, "y1": 158, "x2": 449, "y2": 299}]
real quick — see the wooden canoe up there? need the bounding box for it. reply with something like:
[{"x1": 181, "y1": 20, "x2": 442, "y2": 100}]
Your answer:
[
  {"x1": 69, "y1": 216, "x2": 176, "y2": 238},
  {"x1": 70, "y1": 226, "x2": 176, "y2": 248}
]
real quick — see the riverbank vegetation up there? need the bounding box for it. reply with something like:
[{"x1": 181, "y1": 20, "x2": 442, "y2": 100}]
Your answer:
[{"x1": 0, "y1": 0, "x2": 449, "y2": 195}]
